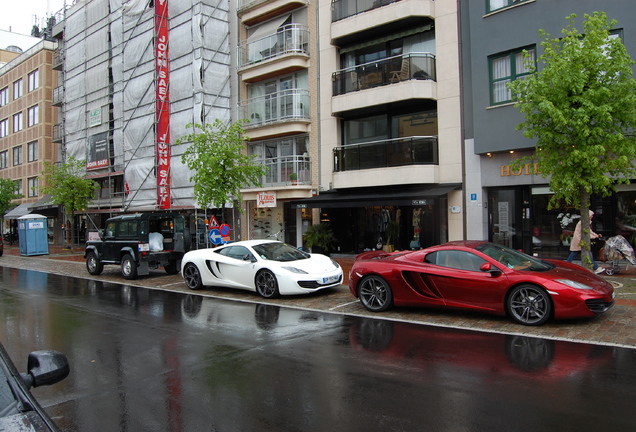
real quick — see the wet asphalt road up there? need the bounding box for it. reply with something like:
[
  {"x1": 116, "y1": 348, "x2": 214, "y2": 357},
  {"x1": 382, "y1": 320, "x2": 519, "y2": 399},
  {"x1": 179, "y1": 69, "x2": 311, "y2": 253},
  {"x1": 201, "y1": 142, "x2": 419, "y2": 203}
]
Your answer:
[{"x1": 1, "y1": 266, "x2": 636, "y2": 431}]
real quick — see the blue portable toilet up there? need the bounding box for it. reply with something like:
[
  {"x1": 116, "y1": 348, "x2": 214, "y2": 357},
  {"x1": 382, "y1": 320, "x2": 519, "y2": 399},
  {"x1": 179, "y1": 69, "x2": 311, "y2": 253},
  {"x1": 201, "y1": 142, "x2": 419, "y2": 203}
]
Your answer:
[{"x1": 18, "y1": 214, "x2": 49, "y2": 256}]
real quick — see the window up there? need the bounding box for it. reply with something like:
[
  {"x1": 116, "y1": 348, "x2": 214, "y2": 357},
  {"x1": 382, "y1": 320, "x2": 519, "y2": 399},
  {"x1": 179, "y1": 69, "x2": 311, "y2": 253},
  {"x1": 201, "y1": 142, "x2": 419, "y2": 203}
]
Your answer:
[
  {"x1": 487, "y1": 0, "x2": 529, "y2": 13},
  {"x1": 13, "y1": 79, "x2": 22, "y2": 99},
  {"x1": 13, "y1": 112, "x2": 23, "y2": 132},
  {"x1": 27, "y1": 141, "x2": 38, "y2": 162},
  {"x1": 27, "y1": 105, "x2": 38, "y2": 127},
  {"x1": 0, "y1": 151, "x2": 7, "y2": 169},
  {"x1": 489, "y1": 46, "x2": 535, "y2": 105},
  {"x1": 28, "y1": 177, "x2": 38, "y2": 197},
  {"x1": 28, "y1": 70, "x2": 39, "y2": 92},
  {"x1": 0, "y1": 87, "x2": 7, "y2": 106},
  {"x1": 13, "y1": 146, "x2": 22, "y2": 166},
  {"x1": 0, "y1": 119, "x2": 7, "y2": 138},
  {"x1": 16, "y1": 179, "x2": 22, "y2": 196}
]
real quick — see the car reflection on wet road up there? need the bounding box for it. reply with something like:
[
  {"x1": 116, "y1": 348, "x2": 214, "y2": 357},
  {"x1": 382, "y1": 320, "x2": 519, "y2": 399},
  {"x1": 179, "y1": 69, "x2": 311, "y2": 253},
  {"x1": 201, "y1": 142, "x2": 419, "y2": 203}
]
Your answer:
[{"x1": 0, "y1": 266, "x2": 635, "y2": 432}]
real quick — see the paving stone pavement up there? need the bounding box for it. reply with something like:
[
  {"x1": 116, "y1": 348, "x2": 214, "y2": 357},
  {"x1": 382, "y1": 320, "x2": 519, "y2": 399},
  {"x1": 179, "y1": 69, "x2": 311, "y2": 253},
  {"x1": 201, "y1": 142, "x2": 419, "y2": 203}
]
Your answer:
[{"x1": 1, "y1": 245, "x2": 636, "y2": 349}]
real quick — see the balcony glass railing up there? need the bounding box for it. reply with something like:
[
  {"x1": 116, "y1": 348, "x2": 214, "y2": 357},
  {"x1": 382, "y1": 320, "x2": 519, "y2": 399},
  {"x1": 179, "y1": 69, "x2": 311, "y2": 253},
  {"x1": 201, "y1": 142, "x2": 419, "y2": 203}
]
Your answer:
[
  {"x1": 250, "y1": 155, "x2": 311, "y2": 187},
  {"x1": 239, "y1": 24, "x2": 309, "y2": 68},
  {"x1": 239, "y1": 89, "x2": 310, "y2": 127},
  {"x1": 332, "y1": 52, "x2": 436, "y2": 96},
  {"x1": 333, "y1": 136, "x2": 438, "y2": 172},
  {"x1": 332, "y1": 0, "x2": 402, "y2": 22}
]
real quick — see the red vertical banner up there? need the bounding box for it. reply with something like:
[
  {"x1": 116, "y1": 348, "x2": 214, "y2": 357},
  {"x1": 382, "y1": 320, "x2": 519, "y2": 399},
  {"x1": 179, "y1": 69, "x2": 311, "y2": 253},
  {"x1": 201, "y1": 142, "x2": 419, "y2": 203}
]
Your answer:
[{"x1": 155, "y1": 0, "x2": 171, "y2": 209}]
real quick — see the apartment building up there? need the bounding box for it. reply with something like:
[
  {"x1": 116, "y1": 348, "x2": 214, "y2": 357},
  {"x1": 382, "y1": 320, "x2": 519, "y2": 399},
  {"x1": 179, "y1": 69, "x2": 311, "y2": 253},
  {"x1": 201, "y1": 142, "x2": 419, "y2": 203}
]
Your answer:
[
  {"x1": 461, "y1": 0, "x2": 636, "y2": 257},
  {"x1": 0, "y1": 37, "x2": 59, "y2": 242},
  {"x1": 51, "y1": 0, "x2": 233, "y2": 245},
  {"x1": 235, "y1": 0, "x2": 318, "y2": 246},
  {"x1": 287, "y1": 0, "x2": 463, "y2": 253}
]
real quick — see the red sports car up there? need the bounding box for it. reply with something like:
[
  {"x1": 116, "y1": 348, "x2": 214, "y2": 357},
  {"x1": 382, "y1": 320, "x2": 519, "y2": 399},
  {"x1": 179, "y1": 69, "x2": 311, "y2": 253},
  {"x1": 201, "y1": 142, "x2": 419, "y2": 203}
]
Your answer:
[{"x1": 348, "y1": 241, "x2": 615, "y2": 325}]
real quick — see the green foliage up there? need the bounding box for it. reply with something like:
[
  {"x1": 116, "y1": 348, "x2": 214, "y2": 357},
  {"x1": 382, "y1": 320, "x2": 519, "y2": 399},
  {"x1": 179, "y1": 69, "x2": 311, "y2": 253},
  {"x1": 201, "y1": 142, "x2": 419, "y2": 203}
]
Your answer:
[
  {"x1": 40, "y1": 157, "x2": 97, "y2": 250},
  {"x1": 508, "y1": 12, "x2": 636, "y2": 268},
  {"x1": 0, "y1": 178, "x2": 22, "y2": 220},
  {"x1": 176, "y1": 119, "x2": 267, "y2": 211},
  {"x1": 303, "y1": 223, "x2": 336, "y2": 253}
]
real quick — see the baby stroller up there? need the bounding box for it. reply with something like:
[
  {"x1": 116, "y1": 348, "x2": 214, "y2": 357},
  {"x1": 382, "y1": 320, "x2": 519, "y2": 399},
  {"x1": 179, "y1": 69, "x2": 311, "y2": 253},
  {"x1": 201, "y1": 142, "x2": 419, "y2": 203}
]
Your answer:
[{"x1": 603, "y1": 235, "x2": 636, "y2": 275}]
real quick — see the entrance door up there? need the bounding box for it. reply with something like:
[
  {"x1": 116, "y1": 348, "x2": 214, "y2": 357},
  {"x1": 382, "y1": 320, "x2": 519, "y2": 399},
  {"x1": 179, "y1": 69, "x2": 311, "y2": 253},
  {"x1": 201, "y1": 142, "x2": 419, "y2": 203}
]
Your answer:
[{"x1": 489, "y1": 188, "x2": 520, "y2": 250}]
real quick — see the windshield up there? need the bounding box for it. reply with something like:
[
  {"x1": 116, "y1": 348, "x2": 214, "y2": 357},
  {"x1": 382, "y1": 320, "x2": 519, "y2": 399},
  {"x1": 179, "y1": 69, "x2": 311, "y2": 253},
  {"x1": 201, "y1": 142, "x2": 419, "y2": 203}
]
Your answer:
[
  {"x1": 476, "y1": 243, "x2": 554, "y2": 271},
  {"x1": 252, "y1": 242, "x2": 310, "y2": 262}
]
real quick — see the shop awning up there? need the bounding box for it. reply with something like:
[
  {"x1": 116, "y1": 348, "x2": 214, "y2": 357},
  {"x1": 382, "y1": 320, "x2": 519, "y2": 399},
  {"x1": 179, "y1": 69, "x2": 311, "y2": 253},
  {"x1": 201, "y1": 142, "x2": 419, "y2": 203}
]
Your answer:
[
  {"x1": 291, "y1": 184, "x2": 461, "y2": 209},
  {"x1": 4, "y1": 202, "x2": 33, "y2": 220},
  {"x1": 28, "y1": 194, "x2": 56, "y2": 212}
]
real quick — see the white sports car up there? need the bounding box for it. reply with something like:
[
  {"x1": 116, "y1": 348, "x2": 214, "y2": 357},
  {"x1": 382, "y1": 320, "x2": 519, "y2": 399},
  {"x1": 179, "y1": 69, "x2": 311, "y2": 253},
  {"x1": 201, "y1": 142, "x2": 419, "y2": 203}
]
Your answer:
[{"x1": 180, "y1": 240, "x2": 343, "y2": 298}]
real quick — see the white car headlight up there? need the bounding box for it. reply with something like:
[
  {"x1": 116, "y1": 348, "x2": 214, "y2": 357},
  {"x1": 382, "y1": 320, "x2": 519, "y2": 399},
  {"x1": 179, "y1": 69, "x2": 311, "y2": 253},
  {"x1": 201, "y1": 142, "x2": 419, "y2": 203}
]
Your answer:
[
  {"x1": 282, "y1": 266, "x2": 308, "y2": 274},
  {"x1": 331, "y1": 259, "x2": 340, "y2": 268},
  {"x1": 555, "y1": 279, "x2": 593, "y2": 290}
]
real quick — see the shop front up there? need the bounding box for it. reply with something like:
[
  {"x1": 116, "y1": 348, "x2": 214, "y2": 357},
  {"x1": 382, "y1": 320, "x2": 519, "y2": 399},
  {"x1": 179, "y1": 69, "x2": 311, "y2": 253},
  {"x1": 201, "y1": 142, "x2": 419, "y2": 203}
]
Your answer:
[
  {"x1": 484, "y1": 152, "x2": 634, "y2": 258},
  {"x1": 291, "y1": 185, "x2": 457, "y2": 253}
]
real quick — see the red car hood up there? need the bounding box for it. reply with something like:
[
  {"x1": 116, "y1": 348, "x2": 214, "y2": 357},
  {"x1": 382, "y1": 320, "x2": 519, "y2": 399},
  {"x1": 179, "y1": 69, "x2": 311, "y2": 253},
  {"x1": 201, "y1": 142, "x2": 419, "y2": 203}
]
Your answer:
[{"x1": 525, "y1": 259, "x2": 614, "y2": 293}]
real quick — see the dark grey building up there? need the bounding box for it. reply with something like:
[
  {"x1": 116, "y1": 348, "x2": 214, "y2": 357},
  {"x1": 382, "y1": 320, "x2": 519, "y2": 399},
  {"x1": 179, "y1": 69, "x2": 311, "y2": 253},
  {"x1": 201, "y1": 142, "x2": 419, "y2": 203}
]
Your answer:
[{"x1": 461, "y1": 0, "x2": 636, "y2": 257}]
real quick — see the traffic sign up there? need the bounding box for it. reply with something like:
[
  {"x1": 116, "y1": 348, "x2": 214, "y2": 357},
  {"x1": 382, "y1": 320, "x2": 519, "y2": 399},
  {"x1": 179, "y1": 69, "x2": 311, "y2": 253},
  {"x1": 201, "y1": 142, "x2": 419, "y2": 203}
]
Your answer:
[
  {"x1": 208, "y1": 216, "x2": 219, "y2": 229},
  {"x1": 208, "y1": 229, "x2": 222, "y2": 245},
  {"x1": 219, "y1": 224, "x2": 230, "y2": 237}
]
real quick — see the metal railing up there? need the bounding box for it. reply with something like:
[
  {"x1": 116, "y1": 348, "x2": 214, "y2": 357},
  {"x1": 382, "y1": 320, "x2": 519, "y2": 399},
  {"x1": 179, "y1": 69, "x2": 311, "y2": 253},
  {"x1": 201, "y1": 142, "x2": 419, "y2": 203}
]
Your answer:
[
  {"x1": 333, "y1": 136, "x2": 438, "y2": 172},
  {"x1": 239, "y1": 89, "x2": 310, "y2": 127},
  {"x1": 249, "y1": 155, "x2": 311, "y2": 187},
  {"x1": 53, "y1": 48, "x2": 64, "y2": 69},
  {"x1": 332, "y1": 52, "x2": 436, "y2": 96},
  {"x1": 238, "y1": 24, "x2": 309, "y2": 68},
  {"x1": 52, "y1": 86, "x2": 64, "y2": 105},
  {"x1": 52, "y1": 123, "x2": 64, "y2": 143},
  {"x1": 332, "y1": 0, "x2": 402, "y2": 22}
]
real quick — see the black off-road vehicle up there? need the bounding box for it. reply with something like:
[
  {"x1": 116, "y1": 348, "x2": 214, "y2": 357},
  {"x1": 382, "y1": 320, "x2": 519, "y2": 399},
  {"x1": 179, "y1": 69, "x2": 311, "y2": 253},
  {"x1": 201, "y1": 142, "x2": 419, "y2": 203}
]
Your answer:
[{"x1": 85, "y1": 212, "x2": 187, "y2": 280}]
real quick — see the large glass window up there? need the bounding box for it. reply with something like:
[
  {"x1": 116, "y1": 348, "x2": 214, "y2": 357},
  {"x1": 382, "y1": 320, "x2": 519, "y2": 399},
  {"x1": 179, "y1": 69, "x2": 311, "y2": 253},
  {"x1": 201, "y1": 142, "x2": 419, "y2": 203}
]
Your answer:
[
  {"x1": 489, "y1": 46, "x2": 535, "y2": 105},
  {"x1": 487, "y1": 0, "x2": 530, "y2": 13},
  {"x1": 28, "y1": 70, "x2": 39, "y2": 92},
  {"x1": 13, "y1": 79, "x2": 22, "y2": 99},
  {"x1": 27, "y1": 141, "x2": 38, "y2": 162},
  {"x1": 0, "y1": 151, "x2": 7, "y2": 169},
  {"x1": 249, "y1": 135, "x2": 309, "y2": 185},
  {"x1": 0, "y1": 119, "x2": 7, "y2": 137},
  {"x1": 0, "y1": 87, "x2": 7, "y2": 106},
  {"x1": 27, "y1": 177, "x2": 38, "y2": 197},
  {"x1": 13, "y1": 146, "x2": 22, "y2": 166},
  {"x1": 27, "y1": 105, "x2": 38, "y2": 127},
  {"x1": 13, "y1": 112, "x2": 22, "y2": 132}
]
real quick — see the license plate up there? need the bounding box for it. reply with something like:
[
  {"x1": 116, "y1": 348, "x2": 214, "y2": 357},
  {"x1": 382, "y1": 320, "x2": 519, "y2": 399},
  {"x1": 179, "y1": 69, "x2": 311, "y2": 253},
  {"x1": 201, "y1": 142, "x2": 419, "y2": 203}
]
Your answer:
[{"x1": 322, "y1": 275, "x2": 339, "y2": 284}]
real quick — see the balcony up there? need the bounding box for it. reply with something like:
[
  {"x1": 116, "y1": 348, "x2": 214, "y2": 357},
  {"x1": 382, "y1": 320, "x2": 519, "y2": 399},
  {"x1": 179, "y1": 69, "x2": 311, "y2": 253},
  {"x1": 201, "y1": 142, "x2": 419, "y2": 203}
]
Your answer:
[
  {"x1": 52, "y1": 48, "x2": 64, "y2": 70},
  {"x1": 238, "y1": 25, "x2": 309, "y2": 82},
  {"x1": 52, "y1": 86, "x2": 64, "y2": 106},
  {"x1": 331, "y1": 0, "x2": 433, "y2": 46},
  {"x1": 332, "y1": 52, "x2": 435, "y2": 96},
  {"x1": 238, "y1": 0, "x2": 309, "y2": 26},
  {"x1": 239, "y1": 89, "x2": 310, "y2": 128},
  {"x1": 52, "y1": 123, "x2": 64, "y2": 143},
  {"x1": 333, "y1": 136, "x2": 438, "y2": 172},
  {"x1": 332, "y1": 0, "x2": 402, "y2": 22},
  {"x1": 250, "y1": 155, "x2": 311, "y2": 188}
]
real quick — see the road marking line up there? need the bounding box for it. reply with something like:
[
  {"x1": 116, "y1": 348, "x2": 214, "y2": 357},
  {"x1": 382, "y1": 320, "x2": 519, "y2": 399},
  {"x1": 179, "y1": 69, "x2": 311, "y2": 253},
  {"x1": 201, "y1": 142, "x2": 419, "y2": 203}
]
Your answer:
[{"x1": 330, "y1": 300, "x2": 359, "y2": 310}]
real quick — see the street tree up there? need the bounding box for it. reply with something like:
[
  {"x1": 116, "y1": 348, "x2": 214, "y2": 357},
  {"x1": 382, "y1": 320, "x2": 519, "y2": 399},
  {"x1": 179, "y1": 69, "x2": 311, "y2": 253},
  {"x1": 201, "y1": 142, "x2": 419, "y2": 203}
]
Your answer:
[
  {"x1": 176, "y1": 119, "x2": 267, "y2": 220},
  {"x1": 40, "y1": 157, "x2": 97, "y2": 251},
  {"x1": 508, "y1": 12, "x2": 636, "y2": 269},
  {"x1": 0, "y1": 178, "x2": 22, "y2": 235}
]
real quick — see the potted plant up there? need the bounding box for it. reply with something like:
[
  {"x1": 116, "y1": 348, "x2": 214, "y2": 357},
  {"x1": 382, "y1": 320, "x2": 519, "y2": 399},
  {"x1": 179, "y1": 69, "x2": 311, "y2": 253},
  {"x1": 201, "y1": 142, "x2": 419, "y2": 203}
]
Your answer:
[
  {"x1": 289, "y1": 172, "x2": 298, "y2": 185},
  {"x1": 303, "y1": 223, "x2": 336, "y2": 254}
]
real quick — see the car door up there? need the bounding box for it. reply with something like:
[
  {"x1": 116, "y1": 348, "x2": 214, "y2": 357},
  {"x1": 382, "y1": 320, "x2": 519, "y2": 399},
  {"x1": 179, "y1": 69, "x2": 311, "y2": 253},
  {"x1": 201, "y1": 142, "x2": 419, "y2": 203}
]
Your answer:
[
  {"x1": 425, "y1": 250, "x2": 510, "y2": 311},
  {"x1": 215, "y1": 246, "x2": 258, "y2": 289}
]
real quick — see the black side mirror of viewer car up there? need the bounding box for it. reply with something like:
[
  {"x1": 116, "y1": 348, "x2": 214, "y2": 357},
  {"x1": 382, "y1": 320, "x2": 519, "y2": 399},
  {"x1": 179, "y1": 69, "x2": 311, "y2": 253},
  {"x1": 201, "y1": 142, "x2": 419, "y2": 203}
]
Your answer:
[
  {"x1": 480, "y1": 262, "x2": 502, "y2": 276},
  {"x1": 20, "y1": 350, "x2": 70, "y2": 390}
]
